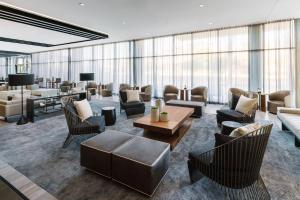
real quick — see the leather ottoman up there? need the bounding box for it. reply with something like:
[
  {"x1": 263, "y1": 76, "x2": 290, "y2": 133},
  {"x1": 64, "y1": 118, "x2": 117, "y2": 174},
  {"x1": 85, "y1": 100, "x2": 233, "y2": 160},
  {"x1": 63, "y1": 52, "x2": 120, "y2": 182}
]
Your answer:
[
  {"x1": 112, "y1": 136, "x2": 170, "y2": 196},
  {"x1": 80, "y1": 130, "x2": 134, "y2": 178}
]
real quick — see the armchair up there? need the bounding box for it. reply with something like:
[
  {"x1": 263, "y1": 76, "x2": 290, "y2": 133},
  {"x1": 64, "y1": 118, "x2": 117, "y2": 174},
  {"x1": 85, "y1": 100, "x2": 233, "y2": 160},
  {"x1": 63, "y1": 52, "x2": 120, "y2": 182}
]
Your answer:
[
  {"x1": 188, "y1": 123, "x2": 273, "y2": 200},
  {"x1": 163, "y1": 85, "x2": 179, "y2": 102},
  {"x1": 62, "y1": 97, "x2": 105, "y2": 147},
  {"x1": 140, "y1": 85, "x2": 152, "y2": 102},
  {"x1": 119, "y1": 90, "x2": 145, "y2": 117},
  {"x1": 191, "y1": 86, "x2": 208, "y2": 105},
  {"x1": 87, "y1": 81, "x2": 98, "y2": 95},
  {"x1": 268, "y1": 90, "x2": 290, "y2": 114},
  {"x1": 60, "y1": 81, "x2": 73, "y2": 92},
  {"x1": 102, "y1": 83, "x2": 113, "y2": 97}
]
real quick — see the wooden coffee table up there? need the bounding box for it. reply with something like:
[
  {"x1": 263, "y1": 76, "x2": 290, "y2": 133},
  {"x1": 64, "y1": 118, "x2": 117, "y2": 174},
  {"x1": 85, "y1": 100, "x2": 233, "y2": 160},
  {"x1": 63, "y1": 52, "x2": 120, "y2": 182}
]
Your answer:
[{"x1": 133, "y1": 106, "x2": 194, "y2": 150}]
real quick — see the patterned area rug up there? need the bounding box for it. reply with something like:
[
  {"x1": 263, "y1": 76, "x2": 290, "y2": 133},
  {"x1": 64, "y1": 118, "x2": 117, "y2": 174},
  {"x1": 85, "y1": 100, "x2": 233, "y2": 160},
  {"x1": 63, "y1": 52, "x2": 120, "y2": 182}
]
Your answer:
[{"x1": 0, "y1": 99, "x2": 299, "y2": 200}]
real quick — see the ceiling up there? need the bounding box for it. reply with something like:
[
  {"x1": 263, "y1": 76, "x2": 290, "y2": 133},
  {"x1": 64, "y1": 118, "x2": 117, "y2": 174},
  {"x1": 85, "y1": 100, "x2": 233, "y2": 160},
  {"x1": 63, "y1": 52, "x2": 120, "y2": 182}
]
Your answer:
[{"x1": 0, "y1": 0, "x2": 300, "y2": 54}]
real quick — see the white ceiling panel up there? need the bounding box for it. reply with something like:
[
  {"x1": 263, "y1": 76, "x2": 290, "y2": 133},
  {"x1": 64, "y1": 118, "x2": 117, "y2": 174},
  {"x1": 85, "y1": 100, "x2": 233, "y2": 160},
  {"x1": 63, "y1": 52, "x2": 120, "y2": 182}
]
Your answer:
[{"x1": 0, "y1": 0, "x2": 299, "y2": 53}]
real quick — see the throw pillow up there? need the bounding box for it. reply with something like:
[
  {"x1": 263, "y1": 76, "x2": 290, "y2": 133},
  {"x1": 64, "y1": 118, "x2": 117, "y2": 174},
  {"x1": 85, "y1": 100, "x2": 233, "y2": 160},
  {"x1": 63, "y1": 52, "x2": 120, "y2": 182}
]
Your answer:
[
  {"x1": 229, "y1": 123, "x2": 262, "y2": 137},
  {"x1": 231, "y1": 94, "x2": 240, "y2": 110},
  {"x1": 74, "y1": 99, "x2": 93, "y2": 121},
  {"x1": 235, "y1": 95, "x2": 257, "y2": 116},
  {"x1": 284, "y1": 95, "x2": 295, "y2": 108},
  {"x1": 126, "y1": 90, "x2": 140, "y2": 102}
]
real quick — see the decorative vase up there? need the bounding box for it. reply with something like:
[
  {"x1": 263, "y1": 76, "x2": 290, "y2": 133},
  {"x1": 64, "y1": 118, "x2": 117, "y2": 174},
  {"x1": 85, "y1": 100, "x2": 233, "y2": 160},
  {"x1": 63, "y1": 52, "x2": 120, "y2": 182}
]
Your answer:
[
  {"x1": 155, "y1": 99, "x2": 163, "y2": 112},
  {"x1": 150, "y1": 106, "x2": 159, "y2": 122},
  {"x1": 160, "y1": 112, "x2": 169, "y2": 122}
]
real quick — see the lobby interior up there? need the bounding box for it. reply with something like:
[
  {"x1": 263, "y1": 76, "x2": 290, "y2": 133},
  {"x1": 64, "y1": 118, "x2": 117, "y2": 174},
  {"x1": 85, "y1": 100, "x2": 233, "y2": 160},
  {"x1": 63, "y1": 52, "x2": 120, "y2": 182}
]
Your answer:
[{"x1": 0, "y1": 0, "x2": 300, "y2": 200}]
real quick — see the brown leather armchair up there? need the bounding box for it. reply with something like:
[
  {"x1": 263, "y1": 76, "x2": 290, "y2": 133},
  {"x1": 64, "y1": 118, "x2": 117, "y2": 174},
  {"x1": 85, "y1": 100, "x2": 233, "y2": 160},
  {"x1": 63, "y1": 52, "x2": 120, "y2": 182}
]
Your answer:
[
  {"x1": 268, "y1": 90, "x2": 290, "y2": 114},
  {"x1": 191, "y1": 86, "x2": 208, "y2": 105},
  {"x1": 163, "y1": 85, "x2": 179, "y2": 102},
  {"x1": 140, "y1": 85, "x2": 152, "y2": 102},
  {"x1": 119, "y1": 83, "x2": 131, "y2": 91},
  {"x1": 228, "y1": 88, "x2": 258, "y2": 109}
]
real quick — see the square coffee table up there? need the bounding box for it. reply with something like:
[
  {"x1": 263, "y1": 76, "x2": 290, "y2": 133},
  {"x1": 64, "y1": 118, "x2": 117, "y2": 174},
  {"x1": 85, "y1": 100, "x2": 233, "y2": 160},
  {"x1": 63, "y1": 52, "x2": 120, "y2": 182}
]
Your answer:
[{"x1": 133, "y1": 106, "x2": 194, "y2": 150}]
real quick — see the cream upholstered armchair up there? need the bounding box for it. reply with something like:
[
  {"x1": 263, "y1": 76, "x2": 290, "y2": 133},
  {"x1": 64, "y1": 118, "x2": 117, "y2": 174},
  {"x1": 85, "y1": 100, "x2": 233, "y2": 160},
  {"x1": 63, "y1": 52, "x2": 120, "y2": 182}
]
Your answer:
[
  {"x1": 268, "y1": 90, "x2": 290, "y2": 114},
  {"x1": 87, "y1": 81, "x2": 98, "y2": 95},
  {"x1": 140, "y1": 85, "x2": 152, "y2": 102},
  {"x1": 163, "y1": 85, "x2": 179, "y2": 102},
  {"x1": 191, "y1": 86, "x2": 208, "y2": 105}
]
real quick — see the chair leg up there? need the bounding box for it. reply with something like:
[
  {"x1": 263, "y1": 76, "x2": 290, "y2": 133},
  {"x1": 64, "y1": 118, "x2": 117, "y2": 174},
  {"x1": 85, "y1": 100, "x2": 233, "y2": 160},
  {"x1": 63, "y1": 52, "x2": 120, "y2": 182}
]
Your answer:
[
  {"x1": 188, "y1": 160, "x2": 203, "y2": 184},
  {"x1": 295, "y1": 137, "x2": 300, "y2": 148},
  {"x1": 62, "y1": 134, "x2": 73, "y2": 148}
]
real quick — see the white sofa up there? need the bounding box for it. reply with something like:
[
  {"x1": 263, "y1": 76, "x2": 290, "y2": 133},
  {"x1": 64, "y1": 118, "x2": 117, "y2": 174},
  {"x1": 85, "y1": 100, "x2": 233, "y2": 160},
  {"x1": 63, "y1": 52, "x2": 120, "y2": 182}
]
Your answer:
[
  {"x1": 277, "y1": 107, "x2": 300, "y2": 147},
  {"x1": 0, "y1": 90, "x2": 31, "y2": 120}
]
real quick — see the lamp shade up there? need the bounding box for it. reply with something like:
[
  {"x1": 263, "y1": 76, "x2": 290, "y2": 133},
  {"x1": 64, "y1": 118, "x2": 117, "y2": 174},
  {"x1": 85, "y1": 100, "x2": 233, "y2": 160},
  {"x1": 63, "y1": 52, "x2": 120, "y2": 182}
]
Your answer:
[
  {"x1": 8, "y1": 74, "x2": 34, "y2": 86},
  {"x1": 80, "y1": 73, "x2": 94, "y2": 81}
]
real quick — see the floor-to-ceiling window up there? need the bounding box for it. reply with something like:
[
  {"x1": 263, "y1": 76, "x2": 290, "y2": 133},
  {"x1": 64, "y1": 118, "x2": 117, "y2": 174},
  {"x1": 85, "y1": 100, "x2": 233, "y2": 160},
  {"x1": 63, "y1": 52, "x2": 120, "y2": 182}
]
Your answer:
[
  {"x1": 29, "y1": 19, "x2": 295, "y2": 103},
  {"x1": 262, "y1": 20, "x2": 295, "y2": 94},
  {"x1": 0, "y1": 58, "x2": 6, "y2": 78},
  {"x1": 32, "y1": 50, "x2": 68, "y2": 80}
]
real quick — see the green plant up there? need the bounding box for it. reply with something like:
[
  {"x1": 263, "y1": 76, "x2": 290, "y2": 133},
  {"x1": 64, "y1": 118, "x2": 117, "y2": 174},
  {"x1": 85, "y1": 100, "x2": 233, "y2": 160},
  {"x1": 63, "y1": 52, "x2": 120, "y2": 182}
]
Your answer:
[
  {"x1": 151, "y1": 106, "x2": 158, "y2": 110},
  {"x1": 161, "y1": 112, "x2": 168, "y2": 115}
]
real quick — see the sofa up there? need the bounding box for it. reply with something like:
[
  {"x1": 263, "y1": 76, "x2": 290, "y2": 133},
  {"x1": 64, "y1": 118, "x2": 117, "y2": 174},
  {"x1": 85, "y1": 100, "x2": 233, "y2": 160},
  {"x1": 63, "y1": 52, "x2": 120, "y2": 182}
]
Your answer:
[
  {"x1": 0, "y1": 90, "x2": 31, "y2": 120},
  {"x1": 277, "y1": 107, "x2": 300, "y2": 147},
  {"x1": 268, "y1": 90, "x2": 290, "y2": 114}
]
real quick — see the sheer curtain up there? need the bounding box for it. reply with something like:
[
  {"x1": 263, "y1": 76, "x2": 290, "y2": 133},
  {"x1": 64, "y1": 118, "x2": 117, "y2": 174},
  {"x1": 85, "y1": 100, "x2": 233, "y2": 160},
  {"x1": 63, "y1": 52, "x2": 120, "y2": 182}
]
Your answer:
[
  {"x1": 263, "y1": 21, "x2": 295, "y2": 94},
  {"x1": 0, "y1": 58, "x2": 6, "y2": 78},
  {"x1": 135, "y1": 39, "x2": 154, "y2": 93},
  {"x1": 70, "y1": 47, "x2": 93, "y2": 82},
  {"x1": 32, "y1": 50, "x2": 68, "y2": 80}
]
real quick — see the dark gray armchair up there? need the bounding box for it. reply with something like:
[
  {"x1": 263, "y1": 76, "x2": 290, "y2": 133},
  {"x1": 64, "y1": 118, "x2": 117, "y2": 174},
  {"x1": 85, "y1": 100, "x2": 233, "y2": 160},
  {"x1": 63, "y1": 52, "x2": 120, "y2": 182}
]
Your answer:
[
  {"x1": 188, "y1": 123, "x2": 273, "y2": 200},
  {"x1": 62, "y1": 98, "x2": 105, "y2": 147}
]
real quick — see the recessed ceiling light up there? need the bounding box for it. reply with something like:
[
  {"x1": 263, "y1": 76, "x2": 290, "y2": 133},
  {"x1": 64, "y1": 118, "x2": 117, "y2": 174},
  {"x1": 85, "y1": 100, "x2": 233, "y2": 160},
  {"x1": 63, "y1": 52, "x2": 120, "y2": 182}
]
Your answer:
[
  {"x1": 79, "y1": 2, "x2": 85, "y2": 6},
  {"x1": 199, "y1": 4, "x2": 205, "y2": 8}
]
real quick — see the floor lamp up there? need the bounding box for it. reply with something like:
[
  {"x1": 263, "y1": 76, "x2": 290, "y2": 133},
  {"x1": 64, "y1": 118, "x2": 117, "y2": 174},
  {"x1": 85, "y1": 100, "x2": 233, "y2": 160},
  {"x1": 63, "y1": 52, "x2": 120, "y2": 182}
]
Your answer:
[
  {"x1": 80, "y1": 73, "x2": 94, "y2": 100},
  {"x1": 8, "y1": 74, "x2": 34, "y2": 125}
]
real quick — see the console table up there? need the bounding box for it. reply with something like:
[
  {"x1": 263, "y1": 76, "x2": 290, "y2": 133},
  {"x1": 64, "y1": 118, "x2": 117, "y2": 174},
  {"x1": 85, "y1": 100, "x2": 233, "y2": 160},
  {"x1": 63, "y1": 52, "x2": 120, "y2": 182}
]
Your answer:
[{"x1": 27, "y1": 92, "x2": 86, "y2": 123}]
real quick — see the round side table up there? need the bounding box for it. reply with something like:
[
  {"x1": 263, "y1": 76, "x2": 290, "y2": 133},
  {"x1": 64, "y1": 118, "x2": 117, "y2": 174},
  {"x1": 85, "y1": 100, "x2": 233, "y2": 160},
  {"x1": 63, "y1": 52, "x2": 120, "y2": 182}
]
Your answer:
[
  {"x1": 101, "y1": 106, "x2": 116, "y2": 126},
  {"x1": 221, "y1": 121, "x2": 243, "y2": 135}
]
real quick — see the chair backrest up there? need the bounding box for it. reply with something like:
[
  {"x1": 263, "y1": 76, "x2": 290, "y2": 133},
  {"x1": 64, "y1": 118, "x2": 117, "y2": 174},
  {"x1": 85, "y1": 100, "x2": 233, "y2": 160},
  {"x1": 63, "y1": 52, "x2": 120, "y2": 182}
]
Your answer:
[
  {"x1": 62, "y1": 97, "x2": 80, "y2": 131},
  {"x1": 141, "y1": 85, "x2": 152, "y2": 94},
  {"x1": 87, "y1": 81, "x2": 97, "y2": 88},
  {"x1": 211, "y1": 124, "x2": 273, "y2": 188},
  {"x1": 164, "y1": 85, "x2": 178, "y2": 95},
  {"x1": 119, "y1": 83, "x2": 131, "y2": 91},
  {"x1": 269, "y1": 90, "x2": 290, "y2": 101},
  {"x1": 191, "y1": 86, "x2": 208, "y2": 97}
]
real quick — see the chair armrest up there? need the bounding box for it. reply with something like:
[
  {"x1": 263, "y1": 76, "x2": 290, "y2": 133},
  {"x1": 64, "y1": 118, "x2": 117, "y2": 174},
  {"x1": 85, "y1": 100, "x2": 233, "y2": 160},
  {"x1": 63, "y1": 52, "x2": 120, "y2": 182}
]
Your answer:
[{"x1": 278, "y1": 107, "x2": 300, "y2": 115}]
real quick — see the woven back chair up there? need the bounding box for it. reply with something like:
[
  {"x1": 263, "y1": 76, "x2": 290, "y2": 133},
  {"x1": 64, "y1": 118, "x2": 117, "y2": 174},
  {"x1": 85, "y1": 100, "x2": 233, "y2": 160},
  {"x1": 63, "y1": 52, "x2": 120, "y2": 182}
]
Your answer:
[
  {"x1": 61, "y1": 96, "x2": 105, "y2": 147},
  {"x1": 188, "y1": 123, "x2": 273, "y2": 200}
]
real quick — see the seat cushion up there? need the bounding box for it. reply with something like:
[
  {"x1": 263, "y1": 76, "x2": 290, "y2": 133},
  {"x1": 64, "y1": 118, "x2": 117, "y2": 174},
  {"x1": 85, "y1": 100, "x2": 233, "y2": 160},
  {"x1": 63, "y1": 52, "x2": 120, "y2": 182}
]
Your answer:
[
  {"x1": 269, "y1": 100, "x2": 285, "y2": 107},
  {"x1": 122, "y1": 101, "x2": 144, "y2": 109},
  {"x1": 217, "y1": 109, "x2": 245, "y2": 120}
]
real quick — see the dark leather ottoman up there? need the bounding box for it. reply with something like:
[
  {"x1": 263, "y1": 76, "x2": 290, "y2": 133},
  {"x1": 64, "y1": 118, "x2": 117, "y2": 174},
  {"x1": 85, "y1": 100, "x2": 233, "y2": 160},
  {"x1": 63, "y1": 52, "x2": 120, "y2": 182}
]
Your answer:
[
  {"x1": 112, "y1": 136, "x2": 170, "y2": 196},
  {"x1": 166, "y1": 100, "x2": 204, "y2": 118},
  {"x1": 80, "y1": 130, "x2": 134, "y2": 178}
]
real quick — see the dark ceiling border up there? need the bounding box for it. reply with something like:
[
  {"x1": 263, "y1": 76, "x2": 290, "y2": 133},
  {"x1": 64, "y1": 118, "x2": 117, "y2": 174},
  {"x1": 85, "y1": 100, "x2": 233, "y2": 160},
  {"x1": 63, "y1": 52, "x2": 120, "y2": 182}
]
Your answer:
[
  {"x1": 0, "y1": 50, "x2": 30, "y2": 57},
  {"x1": 0, "y1": 4, "x2": 109, "y2": 47}
]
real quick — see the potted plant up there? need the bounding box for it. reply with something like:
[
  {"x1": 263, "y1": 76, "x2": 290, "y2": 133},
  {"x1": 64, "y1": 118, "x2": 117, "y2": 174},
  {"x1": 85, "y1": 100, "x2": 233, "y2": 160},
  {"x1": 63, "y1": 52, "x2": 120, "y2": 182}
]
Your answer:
[
  {"x1": 150, "y1": 106, "x2": 159, "y2": 122},
  {"x1": 160, "y1": 111, "x2": 169, "y2": 122}
]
